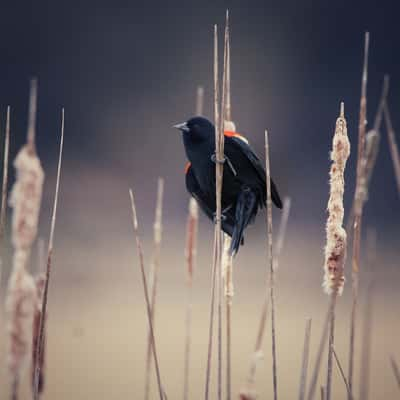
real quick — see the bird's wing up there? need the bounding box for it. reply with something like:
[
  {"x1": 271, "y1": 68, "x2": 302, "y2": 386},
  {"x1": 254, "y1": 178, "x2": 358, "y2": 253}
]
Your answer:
[
  {"x1": 185, "y1": 163, "x2": 236, "y2": 236},
  {"x1": 185, "y1": 163, "x2": 215, "y2": 220},
  {"x1": 225, "y1": 134, "x2": 283, "y2": 209}
]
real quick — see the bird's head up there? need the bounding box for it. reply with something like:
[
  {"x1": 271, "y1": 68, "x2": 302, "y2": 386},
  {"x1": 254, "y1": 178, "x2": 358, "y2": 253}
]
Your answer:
[{"x1": 173, "y1": 116, "x2": 214, "y2": 142}]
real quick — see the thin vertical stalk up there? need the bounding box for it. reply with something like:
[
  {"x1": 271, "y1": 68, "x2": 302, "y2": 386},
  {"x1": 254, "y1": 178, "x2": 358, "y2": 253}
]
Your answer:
[
  {"x1": 205, "y1": 24, "x2": 220, "y2": 400},
  {"x1": 348, "y1": 32, "x2": 370, "y2": 400},
  {"x1": 298, "y1": 319, "x2": 312, "y2": 400},
  {"x1": 0, "y1": 106, "x2": 10, "y2": 241},
  {"x1": 326, "y1": 294, "x2": 337, "y2": 400},
  {"x1": 144, "y1": 178, "x2": 164, "y2": 400},
  {"x1": 33, "y1": 109, "x2": 64, "y2": 400},
  {"x1": 307, "y1": 307, "x2": 331, "y2": 400},
  {"x1": 129, "y1": 189, "x2": 164, "y2": 400},
  {"x1": 27, "y1": 79, "x2": 38, "y2": 152},
  {"x1": 265, "y1": 130, "x2": 278, "y2": 400},
  {"x1": 183, "y1": 198, "x2": 198, "y2": 400}
]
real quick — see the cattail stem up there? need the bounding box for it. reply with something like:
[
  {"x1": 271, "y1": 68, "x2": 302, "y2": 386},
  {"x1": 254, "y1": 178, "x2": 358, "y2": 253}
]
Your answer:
[
  {"x1": 326, "y1": 294, "x2": 337, "y2": 400},
  {"x1": 129, "y1": 189, "x2": 165, "y2": 400},
  {"x1": 183, "y1": 198, "x2": 198, "y2": 400},
  {"x1": 307, "y1": 307, "x2": 330, "y2": 400},
  {"x1": 298, "y1": 319, "x2": 312, "y2": 400},
  {"x1": 348, "y1": 32, "x2": 370, "y2": 399},
  {"x1": 27, "y1": 79, "x2": 38, "y2": 152},
  {"x1": 144, "y1": 178, "x2": 164, "y2": 400},
  {"x1": 33, "y1": 109, "x2": 64, "y2": 400}
]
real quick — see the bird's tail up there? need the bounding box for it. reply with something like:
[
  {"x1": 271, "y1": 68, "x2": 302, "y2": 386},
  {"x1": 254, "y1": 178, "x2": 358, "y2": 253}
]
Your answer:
[{"x1": 229, "y1": 187, "x2": 258, "y2": 256}]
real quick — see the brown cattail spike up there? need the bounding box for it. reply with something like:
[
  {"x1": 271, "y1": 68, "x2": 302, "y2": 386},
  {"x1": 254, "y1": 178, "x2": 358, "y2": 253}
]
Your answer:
[{"x1": 323, "y1": 103, "x2": 350, "y2": 295}]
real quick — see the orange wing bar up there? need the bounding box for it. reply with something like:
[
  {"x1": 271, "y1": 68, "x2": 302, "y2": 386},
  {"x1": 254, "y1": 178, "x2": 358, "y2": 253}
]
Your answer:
[{"x1": 224, "y1": 131, "x2": 249, "y2": 144}]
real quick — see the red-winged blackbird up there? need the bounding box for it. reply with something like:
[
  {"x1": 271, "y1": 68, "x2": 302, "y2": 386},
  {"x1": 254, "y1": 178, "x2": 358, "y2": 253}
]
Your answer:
[{"x1": 175, "y1": 116, "x2": 282, "y2": 255}]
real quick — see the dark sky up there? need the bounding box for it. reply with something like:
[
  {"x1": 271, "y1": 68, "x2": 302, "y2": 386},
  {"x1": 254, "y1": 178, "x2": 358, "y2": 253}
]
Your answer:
[{"x1": 0, "y1": 0, "x2": 399, "y2": 238}]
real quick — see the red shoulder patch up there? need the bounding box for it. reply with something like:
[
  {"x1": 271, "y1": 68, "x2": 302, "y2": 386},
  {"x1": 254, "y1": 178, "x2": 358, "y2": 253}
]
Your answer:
[
  {"x1": 184, "y1": 162, "x2": 191, "y2": 174},
  {"x1": 224, "y1": 131, "x2": 249, "y2": 144}
]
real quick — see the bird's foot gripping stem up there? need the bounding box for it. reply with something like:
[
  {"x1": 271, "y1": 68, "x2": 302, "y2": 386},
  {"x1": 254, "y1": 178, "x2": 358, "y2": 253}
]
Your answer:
[
  {"x1": 213, "y1": 204, "x2": 233, "y2": 224},
  {"x1": 211, "y1": 153, "x2": 237, "y2": 177}
]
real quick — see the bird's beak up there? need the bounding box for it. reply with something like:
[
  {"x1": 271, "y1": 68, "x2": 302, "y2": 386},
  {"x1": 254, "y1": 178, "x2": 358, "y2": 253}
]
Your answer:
[{"x1": 173, "y1": 122, "x2": 189, "y2": 132}]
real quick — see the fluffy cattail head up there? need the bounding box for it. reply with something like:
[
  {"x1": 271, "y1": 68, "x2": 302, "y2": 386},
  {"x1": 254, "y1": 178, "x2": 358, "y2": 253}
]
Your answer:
[
  {"x1": 323, "y1": 103, "x2": 350, "y2": 295},
  {"x1": 6, "y1": 260, "x2": 37, "y2": 378},
  {"x1": 9, "y1": 145, "x2": 44, "y2": 250}
]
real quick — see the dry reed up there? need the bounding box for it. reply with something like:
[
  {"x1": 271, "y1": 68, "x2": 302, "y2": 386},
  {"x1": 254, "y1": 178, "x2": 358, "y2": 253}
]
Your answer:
[
  {"x1": 32, "y1": 108, "x2": 64, "y2": 400},
  {"x1": 323, "y1": 102, "x2": 350, "y2": 400},
  {"x1": 183, "y1": 198, "x2": 199, "y2": 400},
  {"x1": 129, "y1": 189, "x2": 165, "y2": 400},
  {"x1": 144, "y1": 177, "x2": 164, "y2": 400},
  {"x1": 348, "y1": 32, "x2": 369, "y2": 399},
  {"x1": 298, "y1": 318, "x2": 312, "y2": 400}
]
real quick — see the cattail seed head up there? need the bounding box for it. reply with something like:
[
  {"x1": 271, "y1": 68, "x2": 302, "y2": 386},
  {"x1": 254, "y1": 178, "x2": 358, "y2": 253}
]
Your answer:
[
  {"x1": 323, "y1": 103, "x2": 350, "y2": 295},
  {"x1": 9, "y1": 145, "x2": 44, "y2": 250}
]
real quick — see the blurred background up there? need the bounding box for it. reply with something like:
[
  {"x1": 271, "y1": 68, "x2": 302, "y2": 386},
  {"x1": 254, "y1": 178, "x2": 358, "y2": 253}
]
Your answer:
[{"x1": 0, "y1": 0, "x2": 399, "y2": 398}]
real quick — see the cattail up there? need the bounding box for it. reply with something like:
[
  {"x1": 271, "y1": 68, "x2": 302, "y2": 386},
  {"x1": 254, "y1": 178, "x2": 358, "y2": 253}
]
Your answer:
[
  {"x1": 6, "y1": 79, "x2": 44, "y2": 400},
  {"x1": 322, "y1": 102, "x2": 350, "y2": 295},
  {"x1": 324, "y1": 103, "x2": 350, "y2": 400}
]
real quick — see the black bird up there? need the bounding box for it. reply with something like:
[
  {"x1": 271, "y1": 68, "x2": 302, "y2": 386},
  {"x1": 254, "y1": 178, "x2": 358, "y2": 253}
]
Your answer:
[{"x1": 175, "y1": 116, "x2": 282, "y2": 255}]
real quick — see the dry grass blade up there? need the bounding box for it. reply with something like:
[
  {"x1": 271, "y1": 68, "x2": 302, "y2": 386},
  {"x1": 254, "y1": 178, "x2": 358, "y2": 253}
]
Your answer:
[
  {"x1": 324, "y1": 103, "x2": 350, "y2": 400},
  {"x1": 298, "y1": 318, "x2": 312, "y2": 400},
  {"x1": 332, "y1": 347, "x2": 352, "y2": 399},
  {"x1": 390, "y1": 356, "x2": 400, "y2": 389},
  {"x1": 320, "y1": 386, "x2": 325, "y2": 400},
  {"x1": 129, "y1": 189, "x2": 165, "y2": 400},
  {"x1": 348, "y1": 32, "x2": 370, "y2": 400},
  {"x1": 183, "y1": 198, "x2": 198, "y2": 400},
  {"x1": 383, "y1": 102, "x2": 400, "y2": 198},
  {"x1": 33, "y1": 109, "x2": 64, "y2": 400},
  {"x1": 144, "y1": 177, "x2": 164, "y2": 400},
  {"x1": 265, "y1": 129, "x2": 278, "y2": 400}
]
